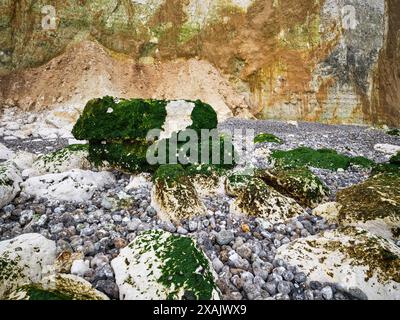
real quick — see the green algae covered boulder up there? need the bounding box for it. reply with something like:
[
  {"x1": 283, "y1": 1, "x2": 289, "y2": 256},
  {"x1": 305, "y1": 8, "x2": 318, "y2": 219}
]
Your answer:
[
  {"x1": 227, "y1": 175, "x2": 306, "y2": 224},
  {"x1": 111, "y1": 230, "x2": 220, "y2": 300},
  {"x1": 335, "y1": 172, "x2": 400, "y2": 241},
  {"x1": 151, "y1": 164, "x2": 206, "y2": 222},
  {"x1": 257, "y1": 167, "x2": 330, "y2": 208},
  {"x1": 72, "y1": 97, "x2": 226, "y2": 173},
  {"x1": 72, "y1": 97, "x2": 218, "y2": 141}
]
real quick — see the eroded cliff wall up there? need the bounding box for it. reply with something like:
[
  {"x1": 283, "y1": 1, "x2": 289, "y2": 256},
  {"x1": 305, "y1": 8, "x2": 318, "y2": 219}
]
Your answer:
[{"x1": 0, "y1": 0, "x2": 398, "y2": 125}]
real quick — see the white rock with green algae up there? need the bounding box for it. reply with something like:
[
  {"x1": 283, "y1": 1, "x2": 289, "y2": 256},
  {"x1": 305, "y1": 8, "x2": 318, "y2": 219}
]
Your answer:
[
  {"x1": 0, "y1": 233, "x2": 57, "y2": 299},
  {"x1": 151, "y1": 176, "x2": 207, "y2": 223},
  {"x1": 276, "y1": 227, "x2": 400, "y2": 300},
  {"x1": 29, "y1": 145, "x2": 91, "y2": 177},
  {"x1": 5, "y1": 274, "x2": 109, "y2": 300},
  {"x1": 0, "y1": 161, "x2": 23, "y2": 209},
  {"x1": 228, "y1": 176, "x2": 307, "y2": 225},
  {"x1": 111, "y1": 230, "x2": 220, "y2": 300},
  {"x1": 21, "y1": 169, "x2": 116, "y2": 202}
]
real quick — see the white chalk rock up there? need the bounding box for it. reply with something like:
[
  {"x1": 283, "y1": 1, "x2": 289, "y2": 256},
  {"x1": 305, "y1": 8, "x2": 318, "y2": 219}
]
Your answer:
[
  {"x1": 21, "y1": 169, "x2": 116, "y2": 202},
  {"x1": 31, "y1": 145, "x2": 91, "y2": 176},
  {"x1": 111, "y1": 230, "x2": 220, "y2": 300},
  {"x1": 0, "y1": 143, "x2": 15, "y2": 160},
  {"x1": 374, "y1": 144, "x2": 400, "y2": 156},
  {"x1": 276, "y1": 227, "x2": 400, "y2": 300},
  {"x1": 125, "y1": 173, "x2": 152, "y2": 191},
  {"x1": 0, "y1": 161, "x2": 22, "y2": 208},
  {"x1": 5, "y1": 274, "x2": 109, "y2": 300},
  {"x1": 0, "y1": 233, "x2": 57, "y2": 299},
  {"x1": 11, "y1": 151, "x2": 37, "y2": 171}
]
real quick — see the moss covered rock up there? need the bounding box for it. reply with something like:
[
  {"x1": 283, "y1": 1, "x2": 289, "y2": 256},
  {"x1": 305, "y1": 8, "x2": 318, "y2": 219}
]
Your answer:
[
  {"x1": 5, "y1": 274, "x2": 109, "y2": 300},
  {"x1": 257, "y1": 167, "x2": 330, "y2": 208},
  {"x1": 111, "y1": 230, "x2": 220, "y2": 300},
  {"x1": 228, "y1": 175, "x2": 306, "y2": 224},
  {"x1": 31, "y1": 144, "x2": 91, "y2": 175},
  {"x1": 390, "y1": 151, "x2": 400, "y2": 165},
  {"x1": 151, "y1": 165, "x2": 206, "y2": 223},
  {"x1": 276, "y1": 227, "x2": 400, "y2": 300},
  {"x1": 72, "y1": 97, "x2": 217, "y2": 141},
  {"x1": 335, "y1": 173, "x2": 400, "y2": 241},
  {"x1": 271, "y1": 147, "x2": 375, "y2": 170},
  {"x1": 254, "y1": 133, "x2": 283, "y2": 144}
]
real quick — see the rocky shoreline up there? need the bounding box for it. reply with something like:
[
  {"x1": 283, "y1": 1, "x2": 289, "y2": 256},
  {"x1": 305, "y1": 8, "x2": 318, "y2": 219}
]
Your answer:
[{"x1": 1, "y1": 109, "x2": 399, "y2": 300}]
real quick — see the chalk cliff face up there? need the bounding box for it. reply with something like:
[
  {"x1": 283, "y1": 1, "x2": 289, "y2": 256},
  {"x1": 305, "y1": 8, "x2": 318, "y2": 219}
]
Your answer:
[{"x1": 0, "y1": 0, "x2": 398, "y2": 125}]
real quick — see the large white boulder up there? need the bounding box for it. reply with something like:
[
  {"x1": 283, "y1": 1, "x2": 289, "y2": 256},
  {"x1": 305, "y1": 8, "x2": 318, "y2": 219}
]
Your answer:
[
  {"x1": 0, "y1": 161, "x2": 22, "y2": 208},
  {"x1": 276, "y1": 227, "x2": 400, "y2": 300},
  {"x1": 0, "y1": 233, "x2": 57, "y2": 299},
  {"x1": 21, "y1": 169, "x2": 116, "y2": 202},
  {"x1": 374, "y1": 144, "x2": 400, "y2": 157},
  {"x1": 111, "y1": 230, "x2": 220, "y2": 300}
]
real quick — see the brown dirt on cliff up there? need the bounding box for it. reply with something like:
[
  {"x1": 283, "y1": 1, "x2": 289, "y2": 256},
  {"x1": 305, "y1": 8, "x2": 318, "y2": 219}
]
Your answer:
[
  {"x1": 372, "y1": 0, "x2": 400, "y2": 127},
  {"x1": 0, "y1": 40, "x2": 251, "y2": 120}
]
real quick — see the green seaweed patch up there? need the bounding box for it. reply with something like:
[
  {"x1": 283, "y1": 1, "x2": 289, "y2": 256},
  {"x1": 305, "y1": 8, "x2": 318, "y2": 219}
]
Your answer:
[
  {"x1": 153, "y1": 164, "x2": 186, "y2": 184},
  {"x1": 387, "y1": 129, "x2": 400, "y2": 136},
  {"x1": 271, "y1": 147, "x2": 375, "y2": 170},
  {"x1": 36, "y1": 144, "x2": 89, "y2": 166},
  {"x1": 254, "y1": 133, "x2": 283, "y2": 144},
  {"x1": 88, "y1": 140, "x2": 153, "y2": 174},
  {"x1": 21, "y1": 285, "x2": 73, "y2": 300},
  {"x1": 72, "y1": 96, "x2": 168, "y2": 141},
  {"x1": 390, "y1": 152, "x2": 400, "y2": 165}
]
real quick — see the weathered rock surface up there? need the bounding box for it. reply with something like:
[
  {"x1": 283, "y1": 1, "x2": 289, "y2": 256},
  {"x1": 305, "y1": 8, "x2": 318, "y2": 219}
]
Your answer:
[
  {"x1": 258, "y1": 167, "x2": 330, "y2": 208},
  {"x1": 151, "y1": 166, "x2": 207, "y2": 223},
  {"x1": 0, "y1": 233, "x2": 57, "y2": 299},
  {"x1": 276, "y1": 227, "x2": 400, "y2": 300},
  {"x1": 335, "y1": 173, "x2": 400, "y2": 241},
  {"x1": 5, "y1": 274, "x2": 109, "y2": 300},
  {"x1": 0, "y1": 161, "x2": 22, "y2": 209},
  {"x1": 1, "y1": 0, "x2": 399, "y2": 125},
  {"x1": 30, "y1": 145, "x2": 91, "y2": 176},
  {"x1": 111, "y1": 230, "x2": 220, "y2": 300},
  {"x1": 21, "y1": 169, "x2": 116, "y2": 202},
  {"x1": 228, "y1": 176, "x2": 307, "y2": 224}
]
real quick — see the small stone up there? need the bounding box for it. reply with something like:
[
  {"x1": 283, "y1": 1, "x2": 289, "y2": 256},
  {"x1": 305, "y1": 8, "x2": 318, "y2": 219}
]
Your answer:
[
  {"x1": 177, "y1": 226, "x2": 188, "y2": 235},
  {"x1": 71, "y1": 259, "x2": 90, "y2": 277},
  {"x1": 241, "y1": 224, "x2": 250, "y2": 233},
  {"x1": 81, "y1": 226, "x2": 95, "y2": 237},
  {"x1": 101, "y1": 198, "x2": 113, "y2": 210},
  {"x1": 189, "y1": 220, "x2": 198, "y2": 232},
  {"x1": 277, "y1": 281, "x2": 292, "y2": 295},
  {"x1": 212, "y1": 258, "x2": 224, "y2": 273},
  {"x1": 95, "y1": 279, "x2": 119, "y2": 300},
  {"x1": 113, "y1": 237, "x2": 127, "y2": 249},
  {"x1": 237, "y1": 244, "x2": 252, "y2": 260},
  {"x1": 160, "y1": 221, "x2": 176, "y2": 233},
  {"x1": 282, "y1": 270, "x2": 294, "y2": 281},
  {"x1": 216, "y1": 229, "x2": 234, "y2": 245},
  {"x1": 264, "y1": 282, "x2": 277, "y2": 295},
  {"x1": 321, "y1": 286, "x2": 333, "y2": 300},
  {"x1": 127, "y1": 218, "x2": 141, "y2": 232},
  {"x1": 294, "y1": 272, "x2": 307, "y2": 283},
  {"x1": 50, "y1": 223, "x2": 64, "y2": 234}
]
